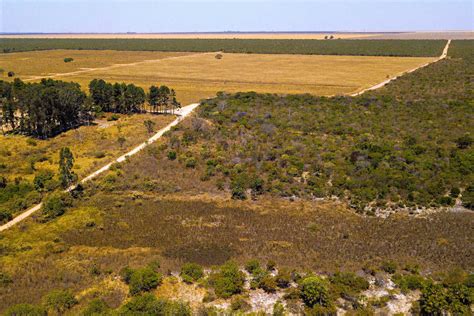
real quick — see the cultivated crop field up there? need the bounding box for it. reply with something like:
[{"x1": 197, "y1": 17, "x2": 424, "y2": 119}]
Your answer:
[
  {"x1": 0, "y1": 38, "x2": 446, "y2": 56},
  {"x1": 1, "y1": 50, "x2": 435, "y2": 103}
]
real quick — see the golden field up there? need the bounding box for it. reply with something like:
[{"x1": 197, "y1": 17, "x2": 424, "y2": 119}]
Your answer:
[
  {"x1": 0, "y1": 113, "x2": 174, "y2": 183},
  {"x1": 1, "y1": 50, "x2": 435, "y2": 104}
]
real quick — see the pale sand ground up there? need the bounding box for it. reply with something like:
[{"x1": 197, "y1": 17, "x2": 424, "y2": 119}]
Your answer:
[{"x1": 358, "y1": 31, "x2": 474, "y2": 40}]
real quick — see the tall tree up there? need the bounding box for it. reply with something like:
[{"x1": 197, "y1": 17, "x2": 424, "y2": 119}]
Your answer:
[{"x1": 59, "y1": 147, "x2": 76, "y2": 189}]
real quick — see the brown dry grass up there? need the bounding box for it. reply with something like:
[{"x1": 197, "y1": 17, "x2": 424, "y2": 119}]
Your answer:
[
  {"x1": 0, "y1": 50, "x2": 192, "y2": 81},
  {"x1": 0, "y1": 50, "x2": 434, "y2": 104}
]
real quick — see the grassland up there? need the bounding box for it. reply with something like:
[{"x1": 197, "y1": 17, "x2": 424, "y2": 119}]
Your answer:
[
  {"x1": 0, "y1": 38, "x2": 446, "y2": 56},
  {"x1": 1, "y1": 50, "x2": 435, "y2": 104},
  {"x1": 0, "y1": 113, "x2": 174, "y2": 216}
]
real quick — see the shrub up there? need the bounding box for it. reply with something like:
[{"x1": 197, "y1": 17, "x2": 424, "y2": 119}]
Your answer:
[
  {"x1": 0, "y1": 210, "x2": 12, "y2": 223},
  {"x1": 81, "y1": 298, "x2": 110, "y2": 316},
  {"x1": 64, "y1": 57, "x2": 74, "y2": 63},
  {"x1": 258, "y1": 274, "x2": 278, "y2": 293},
  {"x1": 0, "y1": 271, "x2": 13, "y2": 286},
  {"x1": 418, "y1": 284, "x2": 448, "y2": 315},
  {"x1": 450, "y1": 187, "x2": 461, "y2": 198},
  {"x1": 209, "y1": 261, "x2": 245, "y2": 298},
  {"x1": 41, "y1": 192, "x2": 73, "y2": 220},
  {"x1": 462, "y1": 185, "x2": 474, "y2": 210},
  {"x1": 185, "y1": 157, "x2": 197, "y2": 168},
  {"x1": 108, "y1": 114, "x2": 120, "y2": 121},
  {"x1": 33, "y1": 170, "x2": 55, "y2": 192},
  {"x1": 43, "y1": 289, "x2": 78, "y2": 314},
  {"x1": 329, "y1": 272, "x2": 370, "y2": 297},
  {"x1": 4, "y1": 303, "x2": 47, "y2": 316},
  {"x1": 380, "y1": 261, "x2": 397, "y2": 274},
  {"x1": 167, "y1": 151, "x2": 177, "y2": 160},
  {"x1": 300, "y1": 276, "x2": 331, "y2": 308},
  {"x1": 275, "y1": 267, "x2": 292, "y2": 288},
  {"x1": 245, "y1": 259, "x2": 261, "y2": 274},
  {"x1": 7, "y1": 71, "x2": 15, "y2": 77},
  {"x1": 230, "y1": 295, "x2": 251, "y2": 312},
  {"x1": 128, "y1": 267, "x2": 162, "y2": 295},
  {"x1": 392, "y1": 273, "x2": 427, "y2": 293},
  {"x1": 180, "y1": 262, "x2": 204, "y2": 283},
  {"x1": 273, "y1": 301, "x2": 286, "y2": 316},
  {"x1": 121, "y1": 294, "x2": 190, "y2": 315}
]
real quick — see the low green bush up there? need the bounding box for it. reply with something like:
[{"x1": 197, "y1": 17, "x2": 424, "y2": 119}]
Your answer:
[
  {"x1": 43, "y1": 289, "x2": 78, "y2": 314},
  {"x1": 41, "y1": 192, "x2": 73, "y2": 220},
  {"x1": 180, "y1": 262, "x2": 204, "y2": 283},
  {"x1": 300, "y1": 276, "x2": 332, "y2": 308},
  {"x1": 208, "y1": 261, "x2": 245, "y2": 298},
  {"x1": 4, "y1": 303, "x2": 47, "y2": 316}
]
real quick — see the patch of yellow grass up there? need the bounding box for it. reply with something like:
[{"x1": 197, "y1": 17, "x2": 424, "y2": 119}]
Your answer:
[
  {"x1": 1, "y1": 50, "x2": 435, "y2": 104},
  {"x1": 0, "y1": 50, "x2": 192, "y2": 80},
  {"x1": 0, "y1": 113, "x2": 175, "y2": 182}
]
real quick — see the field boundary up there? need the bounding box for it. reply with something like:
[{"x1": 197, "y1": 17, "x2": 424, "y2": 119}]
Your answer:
[
  {"x1": 350, "y1": 39, "x2": 451, "y2": 96},
  {"x1": 23, "y1": 52, "x2": 214, "y2": 82},
  {"x1": 0, "y1": 103, "x2": 199, "y2": 232}
]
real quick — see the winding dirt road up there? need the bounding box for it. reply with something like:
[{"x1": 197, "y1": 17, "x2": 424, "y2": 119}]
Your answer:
[{"x1": 0, "y1": 103, "x2": 199, "y2": 232}]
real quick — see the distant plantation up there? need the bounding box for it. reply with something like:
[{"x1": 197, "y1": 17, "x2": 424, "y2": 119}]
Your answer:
[{"x1": 0, "y1": 38, "x2": 447, "y2": 57}]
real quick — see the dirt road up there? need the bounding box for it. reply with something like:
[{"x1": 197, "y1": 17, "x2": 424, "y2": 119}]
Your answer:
[
  {"x1": 0, "y1": 103, "x2": 199, "y2": 232},
  {"x1": 351, "y1": 39, "x2": 451, "y2": 96}
]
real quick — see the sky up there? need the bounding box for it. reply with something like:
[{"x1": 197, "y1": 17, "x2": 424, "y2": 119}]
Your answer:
[{"x1": 0, "y1": 0, "x2": 472, "y2": 33}]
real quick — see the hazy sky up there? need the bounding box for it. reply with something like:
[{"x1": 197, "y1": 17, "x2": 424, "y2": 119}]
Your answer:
[{"x1": 1, "y1": 0, "x2": 472, "y2": 33}]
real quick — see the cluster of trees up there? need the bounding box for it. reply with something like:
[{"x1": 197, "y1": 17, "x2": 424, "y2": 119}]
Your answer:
[
  {"x1": 88, "y1": 79, "x2": 180, "y2": 115},
  {"x1": 0, "y1": 78, "x2": 180, "y2": 139},
  {"x1": 0, "y1": 79, "x2": 89, "y2": 138}
]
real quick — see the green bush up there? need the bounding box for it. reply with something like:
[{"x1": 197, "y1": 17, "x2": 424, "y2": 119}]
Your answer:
[
  {"x1": 41, "y1": 192, "x2": 73, "y2": 220},
  {"x1": 209, "y1": 261, "x2": 245, "y2": 298},
  {"x1": 329, "y1": 272, "x2": 370, "y2": 297},
  {"x1": 4, "y1": 303, "x2": 47, "y2": 316},
  {"x1": 258, "y1": 274, "x2": 278, "y2": 293},
  {"x1": 380, "y1": 261, "x2": 397, "y2": 274},
  {"x1": 0, "y1": 209, "x2": 12, "y2": 223},
  {"x1": 33, "y1": 170, "x2": 55, "y2": 192},
  {"x1": 167, "y1": 151, "x2": 177, "y2": 160},
  {"x1": 43, "y1": 289, "x2": 78, "y2": 314},
  {"x1": 180, "y1": 262, "x2": 204, "y2": 283},
  {"x1": 300, "y1": 276, "x2": 332, "y2": 308},
  {"x1": 275, "y1": 267, "x2": 292, "y2": 288},
  {"x1": 0, "y1": 271, "x2": 13, "y2": 286},
  {"x1": 462, "y1": 185, "x2": 474, "y2": 210},
  {"x1": 128, "y1": 267, "x2": 162, "y2": 295},
  {"x1": 185, "y1": 157, "x2": 197, "y2": 168},
  {"x1": 64, "y1": 57, "x2": 74, "y2": 63},
  {"x1": 81, "y1": 298, "x2": 110, "y2": 316},
  {"x1": 392, "y1": 273, "x2": 428, "y2": 293},
  {"x1": 244, "y1": 259, "x2": 261, "y2": 274},
  {"x1": 120, "y1": 293, "x2": 191, "y2": 315}
]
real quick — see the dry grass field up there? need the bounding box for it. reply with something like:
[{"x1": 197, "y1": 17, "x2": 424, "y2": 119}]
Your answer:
[
  {"x1": 0, "y1": 113, "x2": 174, "y2": 183},
  {"x1": 1, "y1": 50, "x2": 435, "y2": 104}
]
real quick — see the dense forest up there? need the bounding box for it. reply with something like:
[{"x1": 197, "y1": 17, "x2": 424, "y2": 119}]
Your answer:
[
  {"x1": 0, "y1": 38, "x2": 446, "y2": 56},
  {"x1": 156, "y1": 40, "x2": 473, "y2": 213}
]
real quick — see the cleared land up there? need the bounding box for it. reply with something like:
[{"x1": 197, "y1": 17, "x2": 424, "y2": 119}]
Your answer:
[
  {"x1": 1, "y1": 50, "x2": 435, "y2": 104},
  {"x1": 0, "y1": 39, "x2": 446, "y2": 56}
]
